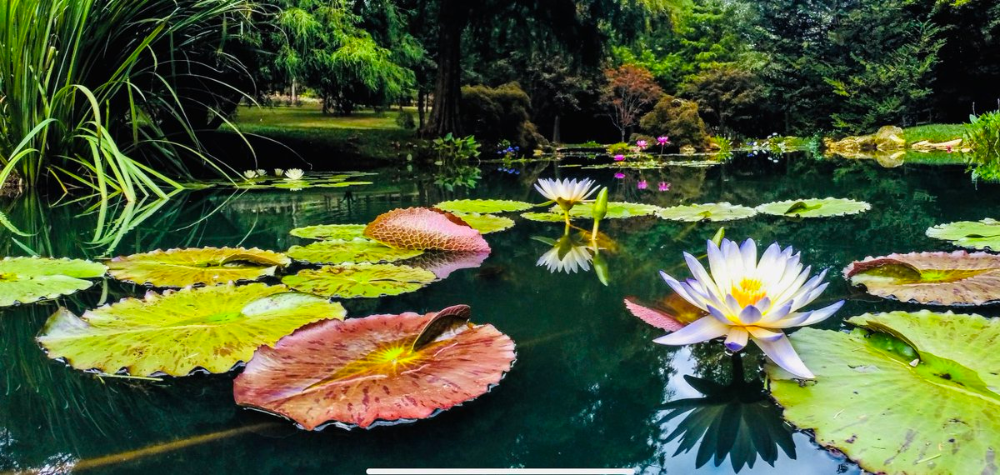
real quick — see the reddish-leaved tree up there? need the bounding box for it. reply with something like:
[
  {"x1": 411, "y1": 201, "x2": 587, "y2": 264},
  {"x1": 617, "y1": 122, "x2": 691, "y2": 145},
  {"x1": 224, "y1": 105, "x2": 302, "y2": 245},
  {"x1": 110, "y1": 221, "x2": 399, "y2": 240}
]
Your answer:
[{"x1": 601, "y1": 65, "x2": 663, "y2": 142}]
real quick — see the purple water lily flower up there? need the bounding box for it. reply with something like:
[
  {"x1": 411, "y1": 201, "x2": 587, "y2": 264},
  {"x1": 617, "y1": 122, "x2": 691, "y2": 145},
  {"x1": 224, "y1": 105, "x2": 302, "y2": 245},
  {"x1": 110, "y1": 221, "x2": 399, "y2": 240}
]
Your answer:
[
  {"x1": 637, "y1": 180, "x2": 648, "y2": 190},
  {"x1": 658, "y1": 182, "x2": 670, "y2": 192},
  {"x1": 614, "y1": 154, "x2": 626, "y2": 162},
  {"x1": 614, "y1": 172, "x2": 626, "y2": 179},
  {"x1": 636, "y1": 140, "x2": 649, "y2": 150}
]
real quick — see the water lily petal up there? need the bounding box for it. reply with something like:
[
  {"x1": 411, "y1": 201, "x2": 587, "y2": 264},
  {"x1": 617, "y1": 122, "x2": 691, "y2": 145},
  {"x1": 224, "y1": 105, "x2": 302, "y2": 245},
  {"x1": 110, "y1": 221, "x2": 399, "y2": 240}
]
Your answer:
[
  {"x1": 760, "y1": 301, "x2": 794, "y2": 324},
  {"x1": 725, "y1": 327, "x2": 749, "y2": 351},
  {"x1": 653, "y1": 317, "x2": 729, "y2": 346},
  {"x1": 747, "y1": 326, "x2": 785, "y2": 342},
  {"x1": 707, "y1": 305, "x2": 735, "y2": 325},
  {"x1": 754, "y1": 333, "x2": 815, "y2": 379},
  {"x1": 706, "y1": 240, "x2": 733, "y2": 290},
  {"x1": 798, "y1": 300, "x2": 845, "y2": 326},
  {"x1": 660, "y1": 271, "x2": 707, "y2": 310},
  {"x1": 684, "y1": 252, "x2": 720, "y2": 296},
  {"x1": 739, "y1": 305, "x2": 764, "y2": 325},
  {"x1": 740, "y1": 239, "x2": 758, "y2": 273}
]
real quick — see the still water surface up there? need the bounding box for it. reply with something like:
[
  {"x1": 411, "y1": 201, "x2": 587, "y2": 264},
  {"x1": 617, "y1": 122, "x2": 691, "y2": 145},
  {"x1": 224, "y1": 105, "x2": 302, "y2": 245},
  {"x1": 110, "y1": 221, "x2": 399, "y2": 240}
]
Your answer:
[{"x1": 2, "y1": 152, "x2": 995, "y2": 474}]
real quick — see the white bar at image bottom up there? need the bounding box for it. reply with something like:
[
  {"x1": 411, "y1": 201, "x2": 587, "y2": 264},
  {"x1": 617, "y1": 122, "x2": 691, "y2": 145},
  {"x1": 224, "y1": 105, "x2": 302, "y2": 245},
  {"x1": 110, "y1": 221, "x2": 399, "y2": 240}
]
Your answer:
[{"x1": 367, "y1": 470, "x2": 635, "y2": 475}]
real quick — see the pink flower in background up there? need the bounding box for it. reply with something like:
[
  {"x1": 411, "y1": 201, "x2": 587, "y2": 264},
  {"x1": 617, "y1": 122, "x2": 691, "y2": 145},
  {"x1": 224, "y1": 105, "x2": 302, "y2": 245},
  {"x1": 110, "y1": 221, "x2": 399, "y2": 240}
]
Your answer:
[
  {"x1": 614, "y1": 154, "x2": 626, "y2": 161},
  {"x1": 637, "y1": 180, "x2": 648, "y2": 190},
  {"x1": 657, "y1": 136, "x2": 670, "y2": 145},
  {"x1": 947, "y1": 145, "x2": 953, "y2": 153},
  {"x1": 614, "y1": 172, "x2": 625, "y2": 179},
  {"x1": 658, "y1": 182, "x2": 671, "y2": 192},
  {"x1": 636, "y1": 140, "x2": 649, "y2": 150}
]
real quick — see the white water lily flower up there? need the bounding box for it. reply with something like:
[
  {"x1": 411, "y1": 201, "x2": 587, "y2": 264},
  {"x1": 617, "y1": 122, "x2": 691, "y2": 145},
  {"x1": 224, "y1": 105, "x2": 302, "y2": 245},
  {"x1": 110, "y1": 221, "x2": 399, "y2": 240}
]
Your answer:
[
  {"x1": 655, "y1": 238, "x2": 844, "y2": 379},
  {"x1": 534, "y1": 178, "x2": 599, "y2": 210},
  {"x1": 256, "y1": 169, "x2": 267, "y2": 177},
  {"x1": 274, "y1": 168, "x2": 285, "y2": 177},
  {"x1": 537, "y1": 238, "x2": 593, "y2": 274},
  {"x1": 243, "y1": 170, "x2": 258, "y2": 180},
  {"x1": 284, "y1": 168, "x2": 305, "y2": 181}
]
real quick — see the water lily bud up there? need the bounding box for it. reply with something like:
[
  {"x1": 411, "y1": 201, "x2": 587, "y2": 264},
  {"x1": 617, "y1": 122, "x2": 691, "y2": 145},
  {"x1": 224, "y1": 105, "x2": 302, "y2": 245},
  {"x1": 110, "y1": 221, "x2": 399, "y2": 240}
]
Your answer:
[
  {"x1": 711, "y1": 227, "x2": 725, "y2": 246},
  {"x1": 592, "y1": 187, "x2": 609, "y2": 221}
]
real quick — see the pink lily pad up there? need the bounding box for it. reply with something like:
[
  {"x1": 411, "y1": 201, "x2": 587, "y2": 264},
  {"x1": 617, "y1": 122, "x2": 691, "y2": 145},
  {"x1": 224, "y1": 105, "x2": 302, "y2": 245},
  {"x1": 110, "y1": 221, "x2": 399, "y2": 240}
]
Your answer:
[
  {"x1": 363, "y1": 208, "x2": 491, "y2": 253},
  {"x1": 624, "y1": 298, "x2": 684, "y2": 331},
  {"x1": 845, "y1": 251, "x2": 1000, "y2": 306},
  {"x1": 233, "y1": 305, "x2": 515, "y2": 430}
]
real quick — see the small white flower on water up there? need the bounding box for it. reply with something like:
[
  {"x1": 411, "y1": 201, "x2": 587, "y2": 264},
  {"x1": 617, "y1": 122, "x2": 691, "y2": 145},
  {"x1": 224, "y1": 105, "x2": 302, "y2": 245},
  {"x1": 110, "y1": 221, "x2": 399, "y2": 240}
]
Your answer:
[
  {"x1": 243, "y1": 170, "x2": 258, "y2": 179},
  {"x1": 256, "y1": 169, "x2": 267, "y2": 177},
  {"x1": 536, "y1": 239, "x2": 593, "y2": 274},
  {"x1": 284, "y1": 168, "x2": 305, "y2": 181},
  {"x1": 655, "y1": 238, "x2": 844, "y2": 379},
  {"x1": 534, "y1": 178, "x2": 599, "y2": 210},
  {"x1": 274, "y1": 168, "x2": 285, "y2": 177}
]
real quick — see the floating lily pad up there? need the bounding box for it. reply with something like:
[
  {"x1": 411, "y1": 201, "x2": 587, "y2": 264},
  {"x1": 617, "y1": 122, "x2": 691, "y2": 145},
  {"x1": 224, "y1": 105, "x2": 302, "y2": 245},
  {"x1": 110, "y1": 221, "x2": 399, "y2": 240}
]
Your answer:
[
  {"x1": 286, "y1": 240, "x2": 423, "y2": 265},
  {"x1": 768, "y1": 310, "x2": 1000, "y2": 475},
  {"x1": 233, "y1": 305, "x2": 516, "y2": 430},
  {"x1": 364, "y1": 208, "x2": 491, "y2": 252},
  {"x1": 454, "y1": 213, "x2": 515, "y2": 234},
  {"x1": 37, "y1": 283, "x2": 344, "y2": 376},
  {"x1": 657, "y1": 203, "x2": 758, "y2": 222},
  {"x1": 402, "y1": 251, "x2": 491, "y2": 279},
  {"x1": 520, "y1": 212, "x2": 566, "y2": 223},
  {"x1": 0, "y1": 257, "x2": 107, "y2": 307},
  {"x1": 290, "y1": 224, "x2": 368, "y2": 241},
  {"x1": 845, "y1": 251, "x2": 1000, "y2": 305},
  {"x1": 756, "y1": 198, "x2": 871, "y2": 218},
  {"x1": 281, "y1": 263, "x2": 437, "y2": 299},
  {"x1": 107, "y1": 247, "x2": 291, "y2": 288},
  {"x1": 554, "y1": 201, "x2": 662, "y2": 219},
  {"x1": 926, "y1": 218, "x2": 1000, "y2": 250},
  {"x1": 434, "y1": 199, "x2": 534, "y2": 214}
]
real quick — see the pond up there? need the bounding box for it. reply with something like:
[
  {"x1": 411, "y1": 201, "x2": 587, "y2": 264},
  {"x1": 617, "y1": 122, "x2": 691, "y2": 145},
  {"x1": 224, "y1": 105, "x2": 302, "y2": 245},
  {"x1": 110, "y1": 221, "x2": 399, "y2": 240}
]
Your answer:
[{"x1": 1, "y1": 152, "x2": 996, "y2": 474}]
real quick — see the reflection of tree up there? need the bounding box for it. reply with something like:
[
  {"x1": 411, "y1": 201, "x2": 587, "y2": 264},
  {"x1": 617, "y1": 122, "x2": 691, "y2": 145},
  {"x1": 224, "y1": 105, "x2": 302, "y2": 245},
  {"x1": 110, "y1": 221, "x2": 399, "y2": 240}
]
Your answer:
[{"x1": 657, "y1": 353, "x2": 796, "y2": 472}]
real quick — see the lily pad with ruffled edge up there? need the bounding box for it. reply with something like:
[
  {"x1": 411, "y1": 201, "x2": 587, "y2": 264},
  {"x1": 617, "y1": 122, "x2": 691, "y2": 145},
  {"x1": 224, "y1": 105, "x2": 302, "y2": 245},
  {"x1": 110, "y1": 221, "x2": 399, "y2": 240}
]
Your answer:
[
  {"x1": 281, "y1": 263, "x2": 437, "y2": 299},
  {"x1": 520, "y1": 212, "x2": 566, "y2": 223},
  {"x1": 234, "y1": 305, "x2": 516, "y2": 430},
  {"x1": 926, "y1": 218, "x2": 1000, "y2": 251},
  {"x1": 364, "y1": 208, "x2": 491, "y2": 252},
  {"x1": 0, "y1": 257, "x2": 107, "y2": 307},
  {"x1": 657, "y1": 203, "x2": 758, "y2": 222},
  {"x1": 107, "y1": 247, "x2": 291, "y2": 288},
  {"x1": 37, "y1": 283, "x2": 344, "y2": 376},
  {"x1": 845, "y1": 251, "x2": 1000, "y2": 306},
  {"x1": 286, "y1": 240, "x2": 423, "y2": 265},
  {"x1": 767, "y1": 310, "x2": 1000, "y2": 475},
  {"x1": 290, "y1": 224, "x2": 368, "y2": 241},
  {"x1": 756, "y1": 198, "x2": 871, "y2": 218},
  {"x1": 434, "y1": 199, "x2": 535, "y2": 214},
  {"x1": 453, "y1": 214, "x2": 515, "y2": 234},
  {"x1": 556, "y1": 201, "x2": 662, "y2": 219}
]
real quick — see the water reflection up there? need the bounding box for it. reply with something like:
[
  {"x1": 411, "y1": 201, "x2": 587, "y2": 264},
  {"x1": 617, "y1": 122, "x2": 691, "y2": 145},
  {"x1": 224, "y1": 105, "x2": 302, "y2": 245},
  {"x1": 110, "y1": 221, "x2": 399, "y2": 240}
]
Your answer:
[
  {"x1": 534, "y1": 234, "x2": 594, "y2": 274},
  {"x1": 658, "y1": 353, "x2": 796, "y2": 472}
]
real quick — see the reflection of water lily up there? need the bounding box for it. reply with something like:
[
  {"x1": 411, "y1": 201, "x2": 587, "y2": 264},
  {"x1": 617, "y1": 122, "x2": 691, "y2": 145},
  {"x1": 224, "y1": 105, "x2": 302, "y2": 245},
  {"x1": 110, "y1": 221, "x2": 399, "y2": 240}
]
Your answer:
[
  {"x1": 536, "y1": 235, "x2": 593, "y2": 274},
  {"x1": 637, "y1": 180, "x2": 648, "y2": 190},
  {"x1": 284, "y1": 169, "x2": 305, "y2": 180},
  {"x1": 614, "y1": 154, "x2": 626, "y2": 161},
  {"x1": 658, "y1": 182, "x2": 670, "y2": 192},
  {"x1": 655, "y1": 238, "x2": 843, "y2": 379},
  {"x1": 614, "y1": 172, "x2": 625, "y2": 179},
  {"x1": 535, "y1": 178, "x2": 598, "y2": 225}
]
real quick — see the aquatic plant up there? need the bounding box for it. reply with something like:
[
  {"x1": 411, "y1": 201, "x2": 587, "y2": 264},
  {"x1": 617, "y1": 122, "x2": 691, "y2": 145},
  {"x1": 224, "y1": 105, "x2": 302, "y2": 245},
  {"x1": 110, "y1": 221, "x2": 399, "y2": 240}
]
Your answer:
[
  {"x1": 281, "y1": 263, "x2": 437, "y2": 299},
  {"x1": 284, "y1": 169, "x2": 305, "y2": 181},
  {"x1": 555, "y1": 201, "x2": 661, "y2": 220},
  {"x1": 535, "y1": 235, "x2": 594, "y2": 274},
  {"x1": 926, "y1": 218, "x2": 1000, "y2": 250},
  {"x1": 286, "y1": 240, "x2": 423, "y2": 265},
  {"x1": 452, "y1": 214, "x2": 515, "y2": 234},
  {"x1": 290, "y1": 224, "x2": 368, "y2": 241},
  {"x1": 38, "y1": 284, "x2": 344, "y2": 376},
  {"x1": 0, "y1": 0, "x2": 255, "y2": 198},
  {"x1": 657, "y1": 203, "x2": 758, "y2": 222},
  {"x1": 364, "y1": 207, "x2": 491, "y2": 252},
  {"x1": 846, "y1": 251, "x2": 1000, "y2": 306},
  {"x1": 107, "y1": 247, "x2": 291, "y2": 288},
  {"x1": 966, "y1": 111, "x2": 1000, "y2": 183},
  {"x1": 433, "y1": 199, "x2": 534, "y2": 214},
  {"x1": 0, "y1": 257, "x2": 106, "y2": 307},
  {"x1": 768, "y1": 310, "x2": 1000, "y2": 474},
  {"x1": 654, "y1": 238, "x2": 844, "y2": 379},
  {"x1": 756, "y1": 198, "x2": 871, "y2": 218},
  {"x1": 658, "y1": 182, "x2": 670, "y2": 192},
  {"x1": 233, "y1": 305, "x2": 516, "y2": 430},
  {"x1": 534, "y1": 178, "x2": 599, "y2": 226},
  {"x1": 614, "y1": 154, "x2": 626, "y2": 162}
]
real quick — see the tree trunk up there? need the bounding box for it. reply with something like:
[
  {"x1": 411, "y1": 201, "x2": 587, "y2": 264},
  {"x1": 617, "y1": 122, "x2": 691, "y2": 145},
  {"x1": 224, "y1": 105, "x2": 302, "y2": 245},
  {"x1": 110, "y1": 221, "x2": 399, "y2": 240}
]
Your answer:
[
  {"x1": 552, "y1": 115, "x2": 561, "y2": 144},
  {"x1": 423, "y1": 0, "x2": 469, "y2": 137},
  {"x1": 291, "y1": 78, "x2": 297, "y2": 105},
  {"x1": 417, "y1": 89, "x2": 426, "y2": 134}
]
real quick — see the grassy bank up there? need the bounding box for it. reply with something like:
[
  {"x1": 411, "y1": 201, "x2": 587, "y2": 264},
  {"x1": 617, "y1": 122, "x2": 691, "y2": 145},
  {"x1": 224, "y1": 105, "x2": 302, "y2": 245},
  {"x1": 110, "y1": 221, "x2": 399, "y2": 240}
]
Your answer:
[
  {"x1": 228, "y1": 104, "x2": 421, "y2": 162},
  {"x1": 903, "y1": 124, "x2": 966, "y2": 143}
]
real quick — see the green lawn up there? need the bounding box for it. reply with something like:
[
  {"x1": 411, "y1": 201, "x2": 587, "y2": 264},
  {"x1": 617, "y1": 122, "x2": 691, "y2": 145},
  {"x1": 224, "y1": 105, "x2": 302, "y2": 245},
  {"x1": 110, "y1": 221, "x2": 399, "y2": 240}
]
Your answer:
[
  {"x1": 228, "y1": 103, "x2": 420, "y2": 161},
  {"x1": 903, "y1": 124, "x2": 966, "y2": 144}
]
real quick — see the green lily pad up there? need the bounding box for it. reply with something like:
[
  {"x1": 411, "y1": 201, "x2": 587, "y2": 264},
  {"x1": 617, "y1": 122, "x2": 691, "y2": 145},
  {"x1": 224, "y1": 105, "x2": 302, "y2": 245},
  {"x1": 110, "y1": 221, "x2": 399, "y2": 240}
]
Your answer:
[
  {"x1": 520, "y1": 212, "x2": 566, "y2": 223},
  {"x1": 454, "y1": 213, "x2": 515, "y2": 234},
  {"x1": 0, "y1": 257, "x2": 107, "y2": 307},
  {"x1": 281, "y1": 263, "x2": 437, "y2": 299},
  {"x1": 107, "y1": 247, "x2": 291, "y2": 288},
  {"x1": 37, "y1": 283, "x2": 345, "y2": 376},
  {"x1": 434, "y1": 199, "x2": 534, "y2": 214},
  {"x1": 286, "y1": 240, "x2": 423, "y2": 265},
  {"x1": 289, "y1": 224, "x2": 368, "y2": 241},
  {"x1": 845, "y1": 251, "x2": 1000, "y2": 306},
  {"x1": 657, "y1": 203, "x2": 758, "y2": 222},
  {"x1": 768, "y1": 310, "x2": 1000, "y2": 475},
  {"x1": 756, "y1": 198, "x2": 871, "y2": 218},
  {"x1": 926, "y1": 218, "x2": 1000, "y2": 250},
  {"x1": 553, "y1": 201, "x2": 662, "y2": 219}
]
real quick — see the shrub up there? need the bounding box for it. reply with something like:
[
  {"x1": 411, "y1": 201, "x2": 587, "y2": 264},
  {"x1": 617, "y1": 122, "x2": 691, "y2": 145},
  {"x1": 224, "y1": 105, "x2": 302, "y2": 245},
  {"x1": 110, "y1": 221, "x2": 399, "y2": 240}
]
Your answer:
[
  {"x1": 432, "y1": 134, "x2": 480, "y2": 164},
  {"x1": 606, "y1": 142, "x2": 632, "y2": 156},
  {"x1": 460, "y1": 83, "x2": 546, "y2": 151},
  {"x1": 396, "y1": 111, "x2": 417, "y2": 130},
  {"x1": 639, "y1": 95, "x2": 710, "y2": 150},
  {"x1": 967, "y1": 111, "x2": 1000, "y2": 183}
]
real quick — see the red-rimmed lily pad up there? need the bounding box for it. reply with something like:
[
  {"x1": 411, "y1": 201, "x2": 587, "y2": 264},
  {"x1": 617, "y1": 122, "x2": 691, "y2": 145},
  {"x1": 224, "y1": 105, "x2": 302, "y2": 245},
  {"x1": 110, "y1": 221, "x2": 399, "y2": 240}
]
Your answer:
[
  {"x1": 845, "y1": 251, "x2": 1000, "y2": 306},
  {"x1": 107, "y1": 247, "x2": 291, "y2": 288},
  {"x1": 233, "y1": 305, "x2": 516, "y2": 430},
  {"x1": 363, "y1": 208, "x2": 490, "y2": 252}
]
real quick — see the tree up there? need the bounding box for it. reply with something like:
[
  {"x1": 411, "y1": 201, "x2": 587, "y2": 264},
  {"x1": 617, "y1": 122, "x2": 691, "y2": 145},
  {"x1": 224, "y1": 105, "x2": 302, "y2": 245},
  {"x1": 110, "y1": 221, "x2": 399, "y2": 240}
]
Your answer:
[
  {"x1": 681, "y1": 65, "x2": 766, "y2": 136},
  {"x1": 601, "y1": 65, "x2": 664, "y2": 142}
]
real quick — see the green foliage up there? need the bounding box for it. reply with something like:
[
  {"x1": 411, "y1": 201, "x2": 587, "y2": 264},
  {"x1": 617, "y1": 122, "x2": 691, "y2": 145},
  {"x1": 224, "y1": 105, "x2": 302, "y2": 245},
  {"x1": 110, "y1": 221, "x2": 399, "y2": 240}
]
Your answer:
[
  {"x1": 0, "y1": 0, "x2": 254, "y2": 198},
  {"x1": 607, "y1": 142, "x2": 632, "y2": 155},
  {"x1": 681, "y1": 66, "x2": 766, "y2": 135},
  {"x1": 460, "y1": 83, "x2": 545, "y2": 150},
  {"x1": 712, "y1": 136, "x2": 732, "y2": 161},
  {"x1": 395, "y1": 110, "x2": 417, "y2": 130},
  {"x1": 432, "y1": 134, "x2": 481, "y2": 163},
  {"x1": 639, "y1": 95, "x2": 709, "y2": 149},
  {"x1": 966, "y1": 111, "x2": 1000, "y2": 183},
  {"x1": 905, "y1": 123, "x2": 966, "y2": 143}
]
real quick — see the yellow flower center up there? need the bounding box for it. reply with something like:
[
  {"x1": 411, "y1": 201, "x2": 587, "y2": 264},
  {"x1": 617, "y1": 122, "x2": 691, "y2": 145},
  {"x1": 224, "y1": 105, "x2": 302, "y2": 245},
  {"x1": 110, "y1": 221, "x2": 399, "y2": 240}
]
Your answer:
[{"x1": 732, "y1": 278, "x2": 766, "y2": 307}]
